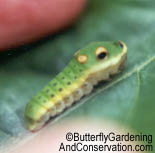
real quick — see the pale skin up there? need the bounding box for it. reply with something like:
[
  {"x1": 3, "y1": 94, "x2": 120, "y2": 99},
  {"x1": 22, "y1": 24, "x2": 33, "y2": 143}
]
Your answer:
[
  {"x1": 24, "y1": 41, "x2": 128, "y2": 131},
  {"x1": 10, "y1": 118, "x2": 143, "y2": 153},
  {"x1": 0, "y1": 0, "x2": 86, "y2": 50}
]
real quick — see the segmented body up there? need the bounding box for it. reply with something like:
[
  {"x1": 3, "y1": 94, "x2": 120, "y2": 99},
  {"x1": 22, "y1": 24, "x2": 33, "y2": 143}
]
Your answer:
[{"x1": 24, "y1": 41, "x2": 127, "y2": 131}]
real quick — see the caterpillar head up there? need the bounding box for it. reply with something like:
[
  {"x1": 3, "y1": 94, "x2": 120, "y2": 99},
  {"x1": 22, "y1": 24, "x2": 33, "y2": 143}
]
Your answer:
[{"x1": 74, "y1": 41, "x2": 127, "y2": 75}]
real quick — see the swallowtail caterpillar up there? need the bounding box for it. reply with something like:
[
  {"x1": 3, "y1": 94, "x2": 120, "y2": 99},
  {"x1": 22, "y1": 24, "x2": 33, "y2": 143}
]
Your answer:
[{"x1": 24, "y1": 41, "x2": 128, "y2": 131}]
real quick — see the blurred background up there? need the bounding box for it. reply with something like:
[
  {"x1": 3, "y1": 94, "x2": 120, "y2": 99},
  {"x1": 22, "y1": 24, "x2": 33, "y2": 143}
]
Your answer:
[{"x1": 0, "y1": 0, "x2": 155, "y2": 152}]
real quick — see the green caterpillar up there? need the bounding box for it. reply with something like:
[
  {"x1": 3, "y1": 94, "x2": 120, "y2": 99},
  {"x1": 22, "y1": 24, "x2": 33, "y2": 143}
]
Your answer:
[{"x1": 24, "y1": 41, "x2": 128, "y2": 131}]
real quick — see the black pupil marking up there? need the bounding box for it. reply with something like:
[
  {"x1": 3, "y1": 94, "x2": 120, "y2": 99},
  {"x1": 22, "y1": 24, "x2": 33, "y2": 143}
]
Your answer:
[
  {"x1": 97, "y1": 52, "x2": 107, "y2": 60},
  {"x1": 119, "y1": 41, "x2": 124, "y2": 48},
  {"x1": 59, "y1": 88, "x2": 63, "y2": 92}
]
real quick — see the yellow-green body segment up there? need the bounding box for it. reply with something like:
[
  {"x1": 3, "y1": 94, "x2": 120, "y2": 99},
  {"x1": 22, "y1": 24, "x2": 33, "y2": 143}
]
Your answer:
[{"x1": 24, "y1": 41, "x2": 128, "y2": 131}]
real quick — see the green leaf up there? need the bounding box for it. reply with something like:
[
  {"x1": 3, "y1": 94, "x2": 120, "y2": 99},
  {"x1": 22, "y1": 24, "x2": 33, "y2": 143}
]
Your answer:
[{"x1": 0, "y1": 0, "x2": 155, "y2": 151}]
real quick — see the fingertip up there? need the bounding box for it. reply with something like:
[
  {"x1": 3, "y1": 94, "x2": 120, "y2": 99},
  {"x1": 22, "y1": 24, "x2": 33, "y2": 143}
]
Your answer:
[{"x1": 0, "y1": 0, "x2": 87, "y2": 51}]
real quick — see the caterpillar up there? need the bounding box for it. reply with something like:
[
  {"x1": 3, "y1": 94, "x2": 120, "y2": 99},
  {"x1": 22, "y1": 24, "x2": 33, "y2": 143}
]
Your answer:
[{"x1": 24, "y1": 41, "x2": 128, "y2": 131}]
